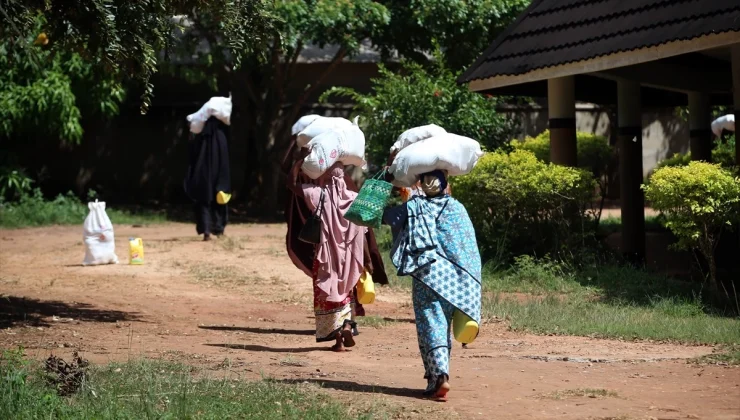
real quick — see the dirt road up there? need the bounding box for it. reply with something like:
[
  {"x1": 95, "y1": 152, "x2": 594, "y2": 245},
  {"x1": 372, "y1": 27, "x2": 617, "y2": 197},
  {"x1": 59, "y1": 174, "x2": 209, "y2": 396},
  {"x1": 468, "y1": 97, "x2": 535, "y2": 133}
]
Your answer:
[{"x1": 1, "y1": 224, "x2": 738, "y2": 419}]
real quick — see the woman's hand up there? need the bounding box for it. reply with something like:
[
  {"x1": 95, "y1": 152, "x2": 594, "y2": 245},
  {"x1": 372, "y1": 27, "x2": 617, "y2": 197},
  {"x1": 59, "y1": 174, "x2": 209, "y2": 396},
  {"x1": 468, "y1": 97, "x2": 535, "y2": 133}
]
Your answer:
[{"x1": 386, "y1": 149, "x2": 399, "y2": 167}]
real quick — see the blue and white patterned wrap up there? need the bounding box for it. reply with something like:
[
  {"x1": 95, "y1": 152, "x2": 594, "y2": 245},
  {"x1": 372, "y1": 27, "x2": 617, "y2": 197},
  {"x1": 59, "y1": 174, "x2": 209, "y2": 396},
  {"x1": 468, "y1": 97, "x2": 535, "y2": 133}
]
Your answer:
[{"x1": 391, "y1": 195, "x2": 482, "y2": 324}]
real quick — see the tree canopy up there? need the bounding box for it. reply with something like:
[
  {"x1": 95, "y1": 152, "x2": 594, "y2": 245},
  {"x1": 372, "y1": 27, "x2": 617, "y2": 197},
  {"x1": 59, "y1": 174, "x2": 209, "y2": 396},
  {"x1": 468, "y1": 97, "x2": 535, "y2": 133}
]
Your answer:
[{"x1": 0, "y1": 0, "x2": 273, "y2": 143}]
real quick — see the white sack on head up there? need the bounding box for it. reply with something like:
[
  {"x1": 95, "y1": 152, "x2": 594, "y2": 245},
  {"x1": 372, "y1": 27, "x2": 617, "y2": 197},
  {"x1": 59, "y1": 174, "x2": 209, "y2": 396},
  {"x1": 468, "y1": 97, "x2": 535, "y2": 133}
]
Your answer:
[
  {"x1": 296, "y1": 116, "x2": 356, "y2": 148},
  {"x1": 389, "y1": 133, "x2": 483, "y2": 188},
  {"x1": 82, "y1": 200, "x2": 119, "y2": 266},
  {"x1": 390, "y1": 124, "x2": 447, "y2": 153},
  {"x1": 292, "y1": 114, "x2": 322, "y2": 136},
  {"x1": 711, "y1": 114, "x2": 735, "y2": 137},
  {"x1": 301, "y1": 125, "x2": 366, "y2": 179},
  {"x1": 187, "y1": 95, "x2": 232, "y2": 134}
]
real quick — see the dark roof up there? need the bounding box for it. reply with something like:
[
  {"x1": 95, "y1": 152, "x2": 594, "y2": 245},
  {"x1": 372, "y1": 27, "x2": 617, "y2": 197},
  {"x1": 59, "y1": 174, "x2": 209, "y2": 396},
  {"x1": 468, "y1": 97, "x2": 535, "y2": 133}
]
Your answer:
[{"x1": 459, "y1": 0, "x2": 740, "y2": 83}]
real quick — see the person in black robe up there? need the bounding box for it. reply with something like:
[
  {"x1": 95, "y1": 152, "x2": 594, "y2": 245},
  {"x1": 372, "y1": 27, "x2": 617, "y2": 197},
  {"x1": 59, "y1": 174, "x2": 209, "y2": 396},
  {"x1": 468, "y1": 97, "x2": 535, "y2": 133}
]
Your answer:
[{"x1": 184, "y1": 117, "x2": 231, "y2": 241}]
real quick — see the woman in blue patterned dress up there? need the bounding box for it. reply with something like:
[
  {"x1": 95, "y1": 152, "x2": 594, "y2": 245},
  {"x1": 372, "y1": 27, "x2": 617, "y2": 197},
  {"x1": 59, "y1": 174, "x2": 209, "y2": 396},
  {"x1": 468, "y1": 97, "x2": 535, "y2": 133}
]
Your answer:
[{"x1": 385, "y1": 170, "x2": 482, "y2": 401}]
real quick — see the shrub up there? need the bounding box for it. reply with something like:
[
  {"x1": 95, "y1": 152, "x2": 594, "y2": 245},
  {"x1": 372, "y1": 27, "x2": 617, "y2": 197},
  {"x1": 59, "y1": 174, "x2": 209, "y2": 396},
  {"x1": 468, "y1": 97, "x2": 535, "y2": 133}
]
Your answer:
[
  {"x1": 512, "y1": 130, "x2": 614, "y2": 205},
  {"x1": 512, "y1": 130, "x2": 612, "y2": 177},
  {"x1": 0, "y1": 189, "x2": 165, "y2": 228},
  {"x1": 656, "y1": 135, "x2": 737, "y2": 173},
  {"x1": 643, "y1": 162, "x2": 740, "y2": 297},
  {"x1": 453, "y1": 149, "x2": 596, "y2": 263},
  {"x1": 320, "y1": 58, "x2": 517, "y2": 165}
]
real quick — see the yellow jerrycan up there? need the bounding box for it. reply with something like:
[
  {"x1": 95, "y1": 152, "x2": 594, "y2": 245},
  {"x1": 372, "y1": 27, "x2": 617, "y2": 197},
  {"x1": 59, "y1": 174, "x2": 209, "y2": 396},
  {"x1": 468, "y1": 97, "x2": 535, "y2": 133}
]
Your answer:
[
  {"x1": 453, "y1": 310, "x2": 479, "y2": 344},
  {"x1": 128, "y1": 238, "x2": 144, "y2": 265},
  {"x1": 357, "y1": 271, "x2": 375, "y2": 304}
]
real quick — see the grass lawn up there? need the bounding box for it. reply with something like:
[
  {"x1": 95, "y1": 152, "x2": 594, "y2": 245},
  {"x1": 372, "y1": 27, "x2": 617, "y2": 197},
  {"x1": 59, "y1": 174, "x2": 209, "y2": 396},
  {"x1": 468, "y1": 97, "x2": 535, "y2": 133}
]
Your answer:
[
  {"x1": 377, "y1": 220, "x2": 740, "y2": 346},
  {"x1": 0, "y1": 352, "x2": 388, "y2": 419},
  {"x1": 0, "y1": 191, "x2": 165, "y2": 228}
]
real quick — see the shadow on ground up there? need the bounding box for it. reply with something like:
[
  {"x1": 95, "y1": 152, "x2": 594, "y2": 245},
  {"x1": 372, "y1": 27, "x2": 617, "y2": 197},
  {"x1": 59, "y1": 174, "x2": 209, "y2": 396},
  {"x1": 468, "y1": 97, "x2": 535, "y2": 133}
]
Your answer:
[
  {"x1": 276, "y1": 378, "x2": 423, "y2": 399},
  {"x1": 0, "y1": 295, "x2": 141, "y2": 328},
  {"x1": 204, "y1": 343, "x2": 328, "y2": 353},
  {"x1": 199, "y1": 326, "x2": 314, "y2": 335}
]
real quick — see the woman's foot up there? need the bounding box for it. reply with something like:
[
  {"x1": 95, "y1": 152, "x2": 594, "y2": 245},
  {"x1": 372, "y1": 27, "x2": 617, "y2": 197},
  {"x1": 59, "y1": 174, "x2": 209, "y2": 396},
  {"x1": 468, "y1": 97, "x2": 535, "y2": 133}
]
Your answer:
[
  {"x1": 331, "y1": 332, "x2": 347, "y2": 352},
  {"x1": 203, "y1": 233, "x2": 212, "y2": 241},
  {"x1": 341, "y1": 324, "x2": 356, "y2": 348},
  {"x1": 422, "y1": 375, "x2": 450, "y2": 401}
]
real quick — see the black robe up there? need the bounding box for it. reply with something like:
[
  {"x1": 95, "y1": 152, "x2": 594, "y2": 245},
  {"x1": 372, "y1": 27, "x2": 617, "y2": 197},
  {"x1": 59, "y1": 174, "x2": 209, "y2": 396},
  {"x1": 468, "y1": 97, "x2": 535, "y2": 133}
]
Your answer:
[{"x1": 184, "y1": 117, "x2": 231, "y2": 235}]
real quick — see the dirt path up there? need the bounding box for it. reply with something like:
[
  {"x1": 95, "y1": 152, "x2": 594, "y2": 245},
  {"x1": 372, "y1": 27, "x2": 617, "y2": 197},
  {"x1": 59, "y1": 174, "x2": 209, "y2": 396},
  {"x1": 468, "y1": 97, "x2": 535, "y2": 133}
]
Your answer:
[{"x1": 1, "y1": 224, "x2": 738, "y2": 420}]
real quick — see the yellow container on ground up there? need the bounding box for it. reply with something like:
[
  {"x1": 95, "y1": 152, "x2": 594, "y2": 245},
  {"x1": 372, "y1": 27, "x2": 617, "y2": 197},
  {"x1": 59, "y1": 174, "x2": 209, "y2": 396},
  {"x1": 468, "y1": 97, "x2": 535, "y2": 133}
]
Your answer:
[
  {"x1": 357, "y1": 271, "x2": 375, "y2": 304},
  {"x1": 129, "y1": 238, "x2": 144, "y2": 265},
  {"x1": 453, "y1": 310, "x2": 478, "y2": 344}
]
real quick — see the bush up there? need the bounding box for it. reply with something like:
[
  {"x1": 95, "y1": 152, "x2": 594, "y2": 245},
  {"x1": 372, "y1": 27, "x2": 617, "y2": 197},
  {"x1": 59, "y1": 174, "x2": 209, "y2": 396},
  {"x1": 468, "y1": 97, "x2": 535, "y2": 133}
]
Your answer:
[
  {"x1": 512, "y1": 130, "x2": 612, "y2": 176},
  {"x1": 643, "y1": 162, "x2": 740, "y2": 297},
  {"x1": 512, "y1": 130, "x2": 614, "y2": 202},
  {"x1": 453, "y1": 149, "x2": 596, "y2": 263},
  {"x1": 656, "y1": 135, "x2": 737, "y2": 173},
  {"x1": 320, "y1": 58, "x2": 517, "y2": 165},
  {"x1": 0, "y1": 189, "x2": 165, "y2": 228}
]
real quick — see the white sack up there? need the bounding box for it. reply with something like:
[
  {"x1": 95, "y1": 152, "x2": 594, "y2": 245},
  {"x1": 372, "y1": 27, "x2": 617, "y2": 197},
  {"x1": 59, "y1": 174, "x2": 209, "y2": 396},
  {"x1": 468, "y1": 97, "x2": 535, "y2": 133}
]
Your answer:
[
  {"x1": 390, "y1": 124, "x2": 447, "y2": 153},
  {"x1": 82, "y1": 200, "x2": 119, "y2": 266},
  {"x1": 292, "y1": 115, "x2": 322, "y2": 136},
  {"x1": 296, "y1": 116, "x2": 358, "y2": 148},
  {"x1": 187, "y1": 95, "x2": 232, "y2": 134},
  {"x1": 711, "y1": 114, "x2": 735, "y2": 137},
  {"x1": 301, "y1": 125, "x2": 366, "y2": 179},
  {"x1": 389, "y1": 133, "x2": 484, "y2": 188}
]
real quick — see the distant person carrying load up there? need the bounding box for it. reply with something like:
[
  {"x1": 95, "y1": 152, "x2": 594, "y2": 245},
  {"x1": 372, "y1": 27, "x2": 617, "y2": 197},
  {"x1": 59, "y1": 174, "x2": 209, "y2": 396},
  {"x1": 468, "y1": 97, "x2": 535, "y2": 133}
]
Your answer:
[
  {"x1": 711, "y1": 114, "x2": 735, "y2": 140},
  {"x1": 184, "y1": 96, "x2": 232, "y2": 241}
]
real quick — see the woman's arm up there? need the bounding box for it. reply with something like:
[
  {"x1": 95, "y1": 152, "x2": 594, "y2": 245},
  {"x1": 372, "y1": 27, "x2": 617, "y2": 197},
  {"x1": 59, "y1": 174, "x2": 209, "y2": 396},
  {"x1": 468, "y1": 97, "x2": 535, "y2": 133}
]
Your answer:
[
  {"x1": 286, "y1": 148, "x2": 310, "y2": 197},
  {"x1": 363, "y1": 234, "x2": 374, "y2": 275}
]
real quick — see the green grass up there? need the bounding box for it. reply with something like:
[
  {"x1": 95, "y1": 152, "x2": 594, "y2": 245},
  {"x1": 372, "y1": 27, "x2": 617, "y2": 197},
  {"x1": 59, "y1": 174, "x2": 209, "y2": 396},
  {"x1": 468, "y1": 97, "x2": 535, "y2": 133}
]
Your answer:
[
  {"x1": 543, "y1": 388, "x2": 619, "y2": 400},
  {"x1": 359, "y1": 315, "x2": 393, "y2": 328},
  {"x1": 597, "y1": 215, "x2": 665, "y2": 235},
  {"x1": 0, "y1": 190, "x2": 165, "y2": 228},
  {"x1": 690, "y1": 345, "x2": 740, "y2": 366},
  {"x1": 379, "y1": 249, "x2": 740, "y2": 344},
  {"x1": 0, "y1": 352, "x2": 386, "y2": 420},
  {"x1": 479, "y1": 256, "x2": 740, "y2": 344}
]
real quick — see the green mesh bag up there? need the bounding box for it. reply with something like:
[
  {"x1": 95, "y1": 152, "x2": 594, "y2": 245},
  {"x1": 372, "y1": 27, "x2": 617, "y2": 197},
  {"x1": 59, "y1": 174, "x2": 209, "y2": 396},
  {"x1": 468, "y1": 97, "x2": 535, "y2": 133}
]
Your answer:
[{"x1": 345, "y1": 171, "x2": 393, "y2": 229}]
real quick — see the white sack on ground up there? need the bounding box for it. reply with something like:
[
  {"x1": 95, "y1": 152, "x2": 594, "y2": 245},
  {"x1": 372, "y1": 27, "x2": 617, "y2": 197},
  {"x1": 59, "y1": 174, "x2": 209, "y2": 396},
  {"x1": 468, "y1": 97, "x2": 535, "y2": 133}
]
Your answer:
[
  {"x1": 390, "y1": 124, "x2": 447, "y2": 153},
  {"x1": 292, "y1": 114, "x2": 322, "y2": 136},
  {"x1": 83, "y1": 200, "x2": 119, "y2": 266},
  {"x1": 187, "y1": 95, "x2": 232, "y2": 134},
  {"x1": 711, "y1": 114, "x2": 735, "y2": 137},
  {"x1": 301, "y1": 125, "x2": 366, "y2": 179},
  {"x1": 389, "y1": 133, "x2": 483, "y2": 187},
  {"x1": 296, "y1": 116, "x2": 359, "y2": 148}
]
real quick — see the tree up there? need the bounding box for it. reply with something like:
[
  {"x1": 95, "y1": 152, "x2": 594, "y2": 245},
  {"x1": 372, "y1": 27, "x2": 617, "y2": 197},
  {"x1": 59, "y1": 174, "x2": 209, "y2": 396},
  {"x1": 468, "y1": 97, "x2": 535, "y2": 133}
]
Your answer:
[
  {"x1": 0, "y1": 0, "x2": 273, "y2": 141},
  {"x1": 320, "y1": 58, "x2": 517, "y2": 165},
  {"x1": 181, "y1": 0, "x2": 529, "y2": 215},
  {"x1": 644, "y1": 162, "x2": 740, "y2": 300}
]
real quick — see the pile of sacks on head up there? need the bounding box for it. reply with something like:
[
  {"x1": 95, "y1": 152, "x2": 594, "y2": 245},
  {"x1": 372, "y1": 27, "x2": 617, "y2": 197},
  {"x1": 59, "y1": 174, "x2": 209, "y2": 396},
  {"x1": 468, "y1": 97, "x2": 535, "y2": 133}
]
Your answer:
[{"x1": 292, "y1": 115, "x2": 483, "y2": 186}]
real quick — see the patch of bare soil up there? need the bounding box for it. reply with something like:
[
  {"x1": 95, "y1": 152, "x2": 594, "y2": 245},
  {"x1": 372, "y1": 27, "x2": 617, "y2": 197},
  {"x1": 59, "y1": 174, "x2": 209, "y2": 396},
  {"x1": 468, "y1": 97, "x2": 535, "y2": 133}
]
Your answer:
[{"x1": 1, "y1": 223, "x2": 738, "y2": 420}]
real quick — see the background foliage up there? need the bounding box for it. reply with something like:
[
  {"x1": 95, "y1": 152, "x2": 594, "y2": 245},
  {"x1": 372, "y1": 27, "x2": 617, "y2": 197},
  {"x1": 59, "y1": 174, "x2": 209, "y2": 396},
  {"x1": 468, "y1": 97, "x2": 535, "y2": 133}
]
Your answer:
[
  {"x1": 453, "y1": 149, "x2": 596, "y2": 264},
  {"x1": 321, "y1": 59, "x2": 517, "y2": 165}
]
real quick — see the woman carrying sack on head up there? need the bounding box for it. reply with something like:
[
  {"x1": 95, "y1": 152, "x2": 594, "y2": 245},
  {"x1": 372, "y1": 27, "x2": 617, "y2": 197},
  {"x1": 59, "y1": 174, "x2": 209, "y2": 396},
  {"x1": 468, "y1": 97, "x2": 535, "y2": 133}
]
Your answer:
[
  {"x1": 286, "y1": 149, "x2": 376, "y2": 351},
  {"x1": 184, "y1": 117, "x2": 231, "y2": 241},
  {"x1": 281, "y1": 139, "x2": 388, "y2": 337},
  {"x1": 385, "y1": 169, "x2": 482, "y2": 401}
]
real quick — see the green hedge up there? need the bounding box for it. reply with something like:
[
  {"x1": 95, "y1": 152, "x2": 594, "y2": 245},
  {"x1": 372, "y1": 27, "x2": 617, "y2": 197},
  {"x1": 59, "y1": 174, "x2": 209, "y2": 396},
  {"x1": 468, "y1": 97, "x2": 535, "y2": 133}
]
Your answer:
[
  {"x1": 656, "y1": 135, "x2": 737, "y2": 172},
  {"x1": 511, "y1": 130, "x2": 612, "y2": 178},
  {"x1": 453, "y1": 149, "x2": 596, "y2": 263}
]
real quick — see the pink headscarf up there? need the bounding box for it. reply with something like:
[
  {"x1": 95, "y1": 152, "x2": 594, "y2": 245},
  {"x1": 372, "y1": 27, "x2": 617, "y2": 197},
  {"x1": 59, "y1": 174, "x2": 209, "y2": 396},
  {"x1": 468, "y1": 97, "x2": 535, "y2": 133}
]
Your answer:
[{"x1": 302, "y1": 163, "x2": 365, "y2": 302}]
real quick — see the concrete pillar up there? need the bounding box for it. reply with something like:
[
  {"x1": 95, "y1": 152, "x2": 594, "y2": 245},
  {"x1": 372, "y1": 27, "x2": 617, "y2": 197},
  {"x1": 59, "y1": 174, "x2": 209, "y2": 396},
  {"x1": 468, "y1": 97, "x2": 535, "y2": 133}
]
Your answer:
[
  {"x1": 688, "y1": 92, "x2": 712, "y2": 162},
  {"x1": 732, "y1": 45, "x2": 740, "y2": 165},
  {"x1": 617, "y1": 80, "x2": 645, "y2": 263},
  {"x1": 547, "y1": 77, "x2": 577, "y2": 166}
]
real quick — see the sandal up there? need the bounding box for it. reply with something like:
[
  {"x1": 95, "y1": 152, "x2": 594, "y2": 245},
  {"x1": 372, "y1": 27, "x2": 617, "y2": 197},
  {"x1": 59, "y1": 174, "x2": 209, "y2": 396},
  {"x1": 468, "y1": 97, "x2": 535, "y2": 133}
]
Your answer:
[{"x1": 341, "y1": 328, "x2": 356, "y2": 348}]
